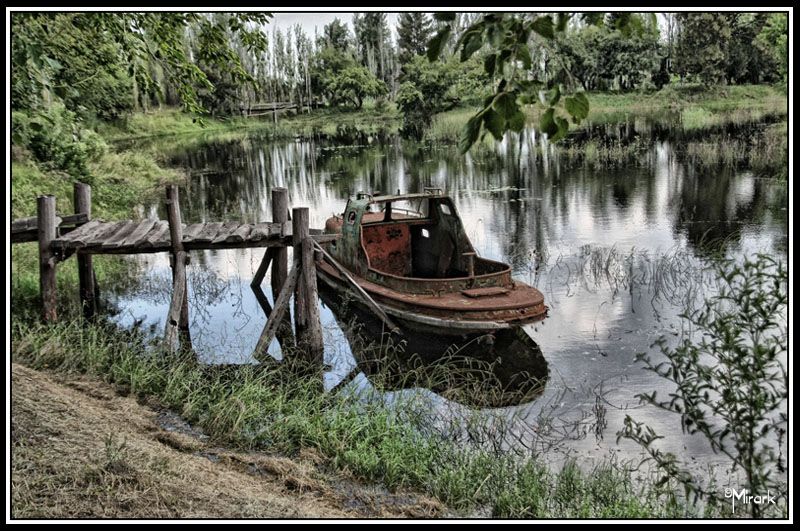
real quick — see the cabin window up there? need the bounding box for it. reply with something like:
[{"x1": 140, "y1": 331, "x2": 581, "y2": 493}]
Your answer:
[
  {"x1": 439, "y1": 203, "x2": 452, "y2": 216},
  {"x1": 347, "y1": 211, "x2": 357, "y2": 224},
  {"x1": 389, "y1": 199, "x2": 426, "y2": 220},
  {"x1": 421, "y1": 228, "x2": 430, "y2": 238}
]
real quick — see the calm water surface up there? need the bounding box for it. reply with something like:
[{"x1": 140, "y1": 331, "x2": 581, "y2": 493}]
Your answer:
[{"x1": 109, "y1": 119, "x2": 788, "y2": 474}]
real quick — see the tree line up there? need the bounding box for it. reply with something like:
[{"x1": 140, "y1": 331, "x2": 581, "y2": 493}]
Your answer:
[{"x1": 11, "y1": 12, "x2": 788, "y2": 144}]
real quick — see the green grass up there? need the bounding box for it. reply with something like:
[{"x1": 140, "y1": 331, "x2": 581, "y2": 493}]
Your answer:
[
  {"x1": 426, "y1": 84, "x2": 787, "y2": 142},
  {"x1": 100, "y1": 104, "x2": 401, "y2": 144},
  {"x1": 11, "y1": 316, "x2": 702, "y2": 518}
]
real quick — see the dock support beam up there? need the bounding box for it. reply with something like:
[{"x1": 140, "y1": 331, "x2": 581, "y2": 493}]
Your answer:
[
  {"x1": 164, "y1": 185, "x2": 191, "y2": 352},
  {"x1": 270, "y1": 188, "x2": 289, "y2": 299},
  {"x1": 38, "y1": 195, "x2": 57, "y2": 323},
  {"x1": 293, "y1": 207, "x2": 324, "y2": 365},
  {"x1": 74, "y1": 182, "x2": 96, "y2": 320}
]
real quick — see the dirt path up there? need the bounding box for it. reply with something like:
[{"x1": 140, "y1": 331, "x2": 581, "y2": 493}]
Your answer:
[{"x1": 10, "y1": 363, "x2": 443, "y2": 519}]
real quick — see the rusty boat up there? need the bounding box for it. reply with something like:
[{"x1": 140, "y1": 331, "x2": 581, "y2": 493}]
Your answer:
[{"x1": 316, "y1": 189, "x2": 547, "y2": 336}]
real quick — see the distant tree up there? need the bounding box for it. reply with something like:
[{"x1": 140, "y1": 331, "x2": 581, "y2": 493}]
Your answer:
[
  {"x1": 397, "y1": 12, "x2": 434, "y2": 64},
  {"x1": 757, "y1": 12, "x2": 788, "y2": 87},
  {"x1": 328, "y1": 65, "x2": 388, "y2": 108},
  {"x1": 310, "y1": 46, "x2": 386, "y2": 108},
  {"x1": 310, "y1": 46, "x2": 352, "y2": 104},
  {"x1": 556, "y1": 22, "x2": 663, "y2": 92},
  {"x1": 397, "y1": 55, "x2": 489, "y2": 138},
  {"x1": 674, "y1": 13, "x2": 732, "y2": 85},
  {"x1": 725, "y1": 13, "x2": 779, "y2": 85},
  {"x1": 353, "y1": 12, "x2": 395, "y2": 87},
  {"x1": 318, "y1": 17, "x2": 352, "y2": 51}
]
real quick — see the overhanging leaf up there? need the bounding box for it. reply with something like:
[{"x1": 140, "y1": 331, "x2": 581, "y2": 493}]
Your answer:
[
  {"x1": 434, "y1": 12, "x2": 456, "y2": 22},
  {"x1": 556, "y1": 13, "x2": 570, "y2": 32},
  {"x1": 427, "y1": 27, "x2": 451, "y2": 62},
  {"x1": 546, "y1": 85, "x2": 560, "y2": 106},
  {"x1": 483, "y1": 108, "x2": 505, "y2": 140},
  {"x1": 551, "y1": 116, "x2": 570, "y2": 142},
  {"x1": 493, "y1": 92, "x2": 519, "y2": 120},
  {"x1": 508, "y1": 109, "x2": 526, "y2": 132},
  {"x1": 459, "y1": 114, "x2": 483, "y2": 154},
  {"x1": 539, "y1": 108, "x2": 558, "y2": 137},
  {"x1": 565, "y1": 92, "x2": 590, "y2": 122},
  {"x1": 460, "y1": 30, "x2": 483, "y2": 62},
  {"x1": 516, "y1": 44, "x2": 532, "y2": 70},
  {"x1": 484, "y1": 54, "x2": 497, "y2": 77},
  {"x1": 531, "y1": 16, "x2": 555, "y2": 40}
]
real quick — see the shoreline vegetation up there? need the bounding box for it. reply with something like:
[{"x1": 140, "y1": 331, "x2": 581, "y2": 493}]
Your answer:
[{"x1": 10, "y1": 84, "x2": 788, "y2": 519}]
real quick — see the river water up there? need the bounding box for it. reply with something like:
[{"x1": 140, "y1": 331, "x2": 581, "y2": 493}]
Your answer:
[{"x1": 109, "y1": 116, "x2": 788, "y2": 478}]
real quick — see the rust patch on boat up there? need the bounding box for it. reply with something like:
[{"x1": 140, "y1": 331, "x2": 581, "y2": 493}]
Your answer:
[{"x1": 362, "y1": 224, "x2": 411, "y2": 277}]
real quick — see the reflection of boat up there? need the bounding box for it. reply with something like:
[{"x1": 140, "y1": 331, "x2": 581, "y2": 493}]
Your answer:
[
  {"x1": 317, "y1": 189, "x2": 547, "y2": 336},
  {"x1": 321, "y1": 286, "x2": 548, "y2": 408}
]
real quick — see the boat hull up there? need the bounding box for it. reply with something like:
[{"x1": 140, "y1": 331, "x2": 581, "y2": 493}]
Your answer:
[{"x1": 316, "y1": 260, "x2": 547, "y2": 336}]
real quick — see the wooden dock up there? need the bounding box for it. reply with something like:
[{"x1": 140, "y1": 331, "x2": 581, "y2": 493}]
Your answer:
[{"x1": 11, "y1": 183, "x2": 330, "y2": 363}]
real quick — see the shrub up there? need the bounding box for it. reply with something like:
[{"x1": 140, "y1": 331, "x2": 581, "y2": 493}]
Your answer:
[
  {"x1": 12, "y1": 103, "x2": 108, "y2": 179},
  {"x1": 619, "y1": 254, "x2": 788, "y2": 517}
]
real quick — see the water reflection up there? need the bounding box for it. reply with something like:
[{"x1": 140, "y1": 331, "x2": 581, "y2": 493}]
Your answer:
[
  {"x1": 109, "y1": 117, "x2": 787, "y2": 470},
  {"x1": 319, "y1": 286, "x2": 549, "y2": 409}
]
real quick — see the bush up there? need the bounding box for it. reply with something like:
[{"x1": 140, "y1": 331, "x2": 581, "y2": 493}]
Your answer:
[{"x1": 12, "y1": 103, "x2": 108, "y2": 179}]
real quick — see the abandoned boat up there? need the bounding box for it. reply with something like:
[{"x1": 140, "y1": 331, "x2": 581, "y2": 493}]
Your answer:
[{"x1": 315, "y1": 189, "x2": 547, "y2": 336}]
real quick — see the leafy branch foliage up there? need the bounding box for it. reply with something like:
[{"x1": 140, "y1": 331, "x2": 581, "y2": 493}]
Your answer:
[
  {"x1": 618, "y1": 254, "x2": 788, "y2": 517},
  {"x1": 427, "y1": 12, "x2": 608, "y2": 152},
  {"x1": 11, "y1": 12, "x2": 271, "y2": 117}
]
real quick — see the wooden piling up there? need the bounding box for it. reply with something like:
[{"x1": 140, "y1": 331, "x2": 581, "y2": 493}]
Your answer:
[
  {"x1": 164, "y1": 185, "x2": 191, "y2": 351},
  {"x1": 74, "y1": 183, "x2": 96, "y2": 320},
  {"x1": 292, "y1": 207, "x2": 324, "y2": 363},
  {"x1": 270, "y1": 188, "x2": 289, "y2": 296},
  {"x1": 252, "y1": 257, "x2": 299, "y2": 363},
  {"x1": 38, "y1": 195, "x2": 57, "y2": 323}
]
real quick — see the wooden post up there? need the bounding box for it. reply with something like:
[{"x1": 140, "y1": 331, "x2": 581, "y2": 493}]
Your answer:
[
  {"x1": 164, "y1": 185, "x2": 191, "y2": 351},
  {"x1": 74, "y1": 182, "x2": 96, "y2": 320},
  {"x1": 270, "y1": 188, "x2": 289, "y2": 296},
  {"x1": 38, "y1": 195, "x2": 57, "y2": 323},
  {"x1": 293, "y1": 207, "x2": 324, "y2": 364},
  {"x1": 252, "y1": 258, "x2": 299, "y2": 363},
  {"x1": 270, "y1": 187, "x2": 295, "y2": 350}
]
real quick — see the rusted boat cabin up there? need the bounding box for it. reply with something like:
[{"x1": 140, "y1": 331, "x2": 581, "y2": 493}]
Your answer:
[{"x1": 325, "y1": 189, "x2": 512, "y2": 292}]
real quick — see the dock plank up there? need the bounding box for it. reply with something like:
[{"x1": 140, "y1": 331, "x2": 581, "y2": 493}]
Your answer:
[
  {"x1": 120, "y1": 219, "x2": 158, "y2": 248},
  {"x1": 46, "y1": 220, "x2": 326, "y2": 254},
  {"x1": 182, "y1": 223, "x2": 205, "y2": 242},
  {"x1": 249, "y1": 223, "x2": 276, "y2": 241},
  {"x1": 192, "y1": 222, "x2": 224, "y2": 243},
  {"x1": 79, "y1": 221, "x2": 129, "y2": 248},
  {"x1": 211, "y1": 222, "x2": 242, "y2": 244},
  {"x1": 142, "y1": 221, "x2": 170, "y2": 248},
  {"x1": 99, "y1": 221, "x2": 138, "y2": 250},
  {"x1": 55, "y1": 219, "x2": 103, "y2": 242},
  {"x1": 226, "y1": 224, "x2": 252, "y2": 243}
]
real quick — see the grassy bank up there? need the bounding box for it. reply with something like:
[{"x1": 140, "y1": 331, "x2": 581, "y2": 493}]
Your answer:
[
  {"x1": 11, "y1": 318, "x2": 704, "y2": 518},
  {"x1": 100, "y1": 105, "x2": 401, "y2": 143},
  {"x1": 428, "y1": 84, "x2": 788, "y2": 142}
]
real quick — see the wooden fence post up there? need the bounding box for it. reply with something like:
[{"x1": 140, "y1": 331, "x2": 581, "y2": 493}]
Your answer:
[
  {"x1": 292, "y1": 207, "x2": 323, "y2": 364},
  {"x1": 74, "y1": 182, "x2": 96, "y2": 320},
  {"x1": 37, "y1": 196, "x2": 58, "y2": 323},
  {"x1": 164, "y1": 185, "x2": 191, "y2": 351}
]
